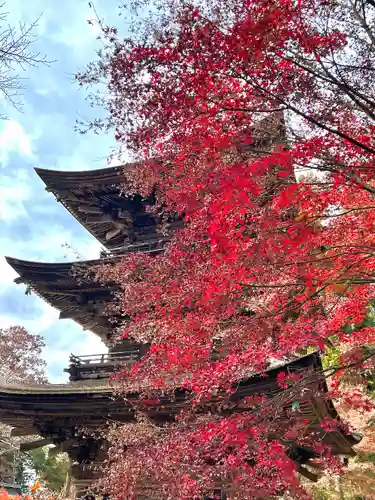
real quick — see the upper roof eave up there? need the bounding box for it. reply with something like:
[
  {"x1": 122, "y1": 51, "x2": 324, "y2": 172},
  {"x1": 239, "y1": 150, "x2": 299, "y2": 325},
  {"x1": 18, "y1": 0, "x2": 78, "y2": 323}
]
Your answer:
[
  {"x1": 34, "y1": 163, "x2": 166, "y2": 252},
  {"x1": 34, "y1": 165, "x2": 127, "y2": 189}
]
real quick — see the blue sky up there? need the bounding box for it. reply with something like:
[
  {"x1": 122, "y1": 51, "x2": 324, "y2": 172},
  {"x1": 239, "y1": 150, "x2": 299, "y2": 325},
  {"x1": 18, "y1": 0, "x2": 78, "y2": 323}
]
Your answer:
[{"x1": 0, "y1": 0, "x2": 122, "y2": 382}]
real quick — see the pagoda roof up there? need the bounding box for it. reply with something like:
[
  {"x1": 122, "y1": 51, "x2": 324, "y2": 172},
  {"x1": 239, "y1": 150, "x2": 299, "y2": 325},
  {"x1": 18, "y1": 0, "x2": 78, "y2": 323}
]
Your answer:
[
  {"x1": 0, "y1": 353, "x2": 361, "y2": 459},
  {"x1": 36, "y1": 164, "x2": 126, "y2": 187},
  {"x1": 0, "y1": 379, "x2": 133, "y2": 439},
  {"x1": 35, "y1": 165, "x2": 173, "y2": 254},
  {"x1": 5, "y1": 256, "x2": 121, "y2": 345}
]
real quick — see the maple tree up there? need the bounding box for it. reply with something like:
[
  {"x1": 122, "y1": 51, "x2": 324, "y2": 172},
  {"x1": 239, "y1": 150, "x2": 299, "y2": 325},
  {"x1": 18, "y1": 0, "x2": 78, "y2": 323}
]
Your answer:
[
  {"x1": 0, "y1": 326, "x2": 46, "y2": 385},
  {"x1": 78, "y1": 0, "x2": 375, "y2": 497}
]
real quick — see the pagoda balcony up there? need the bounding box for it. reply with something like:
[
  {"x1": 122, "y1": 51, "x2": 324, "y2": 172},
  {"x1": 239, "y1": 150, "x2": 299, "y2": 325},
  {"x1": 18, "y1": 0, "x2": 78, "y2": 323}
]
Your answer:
[
  {"x1": 64, "y1": 348, "x2": 142, "y2": 382},
  {"x1": 108, "y1": 236, "x2": 171, "y2": 256}
]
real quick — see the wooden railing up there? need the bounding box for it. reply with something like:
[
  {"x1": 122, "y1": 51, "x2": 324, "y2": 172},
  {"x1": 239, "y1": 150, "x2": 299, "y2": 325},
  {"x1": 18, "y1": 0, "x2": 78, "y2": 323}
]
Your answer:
[
  {"x1": 65, "y1": 349, "x2": 143, "y2": 381},
  {"x1": 110, "y1": 237, "x2": 170, "y2": 256},
  {"x1": 66, "y1": 341, "x2": 225, "y2": 382},
  {"x1": 68, "y1": 350, "x2": 141, "y2": 366}
]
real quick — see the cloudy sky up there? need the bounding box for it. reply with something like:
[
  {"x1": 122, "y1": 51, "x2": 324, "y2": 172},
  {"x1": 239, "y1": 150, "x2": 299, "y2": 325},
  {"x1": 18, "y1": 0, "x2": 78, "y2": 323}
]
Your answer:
[{"x1": 0, "y1": 0, "x2": 122, "y2": 382}]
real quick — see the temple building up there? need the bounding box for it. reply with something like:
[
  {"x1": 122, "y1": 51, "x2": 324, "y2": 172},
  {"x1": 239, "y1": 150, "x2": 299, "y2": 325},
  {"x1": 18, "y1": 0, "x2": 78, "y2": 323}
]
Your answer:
[{"x1": 0, "y1": 131, "x2": 363, "y2": 496}]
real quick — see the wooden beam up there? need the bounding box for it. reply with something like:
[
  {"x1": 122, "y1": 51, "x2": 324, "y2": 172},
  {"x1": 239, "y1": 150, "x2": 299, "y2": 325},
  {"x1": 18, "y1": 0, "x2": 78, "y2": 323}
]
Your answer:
[
  {"x1": 113, "y1": 221, "x2": 126, "y2": 230},
  {"x1": 43, "y1": 292, "x2": 110, "y2": 311},
  {"x1": 305, "y1": 460, "x2": 325, "y2": 471},
  {"x1": 20, "y1": 438, "x2": 52, "y2": 452},
  {"x1": 59, "y1": 310, "x2": 83, "y2": 320},
  {"x1": 106, "y1": 227, "x2": 122, "y2": 241},
  {"x1": 31, "y1": 286, "x2": 79, "y2": 296},
  {"x1": 87, "y1": 302, "x2": 109, "y2": 315},
  {"x1": 164, "y1": 220, "x2": 184, "y2": 230},
  {"x1": 118, "y1": 209, "x2": 133, "y2": 221},
  {"x1": 86, "y1": 214, "x2": 113, "y2": 224},
  {"x1": 56, "y1": 192, "x2": 93, "y2": 204},
  {"x1": 22, "y1": 283, "x2": 104, "y2": 296},
  {"x1": 50, "y1": 439, "x2": 77, "y2": 457},
  {"x1": 78, "y1": 205, "x2": 103, "y2": 215},
  {"x1": 59, "y1": 304, "x2": 109, "y2": 321},
  {"x1": 82, "y1": 313, "x2": 112, "y2": 330},
  {"x1": 296, "y1": 465, "x2": 318, "y2": 482},
  {"x1": 10, "y1": 427, "x2": 39, "y2": 437},
  {"x1": 82, "y1": 320, "x2": 99, "y2": 331}
]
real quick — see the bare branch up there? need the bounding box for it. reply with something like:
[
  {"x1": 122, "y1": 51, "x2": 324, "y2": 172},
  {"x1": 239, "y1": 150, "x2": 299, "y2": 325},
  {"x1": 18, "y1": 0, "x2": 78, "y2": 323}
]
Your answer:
[{"x1": 0, "y1": 4, "x2": 52, "y2": 117}]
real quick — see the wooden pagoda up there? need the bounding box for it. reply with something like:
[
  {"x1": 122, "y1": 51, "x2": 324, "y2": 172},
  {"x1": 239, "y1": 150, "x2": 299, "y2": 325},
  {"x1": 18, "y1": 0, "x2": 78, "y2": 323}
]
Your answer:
[{"x1": 0, "y1": 123, "x2": 363, "y2": 496}]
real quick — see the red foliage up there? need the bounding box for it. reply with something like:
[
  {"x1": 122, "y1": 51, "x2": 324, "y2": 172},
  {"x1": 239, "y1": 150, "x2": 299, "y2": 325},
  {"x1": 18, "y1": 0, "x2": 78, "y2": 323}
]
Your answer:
[
  {"x1": 102, "y1": 413, "x2": 311, "y2": 499},
  {"x1": 79, "y1": 0, "x2": 375, "y2": 497}
]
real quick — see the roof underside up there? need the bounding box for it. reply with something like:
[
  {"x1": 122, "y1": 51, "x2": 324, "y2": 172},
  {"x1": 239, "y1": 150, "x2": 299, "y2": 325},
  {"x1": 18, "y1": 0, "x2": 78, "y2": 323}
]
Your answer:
[
  {"x1": 35, "y1": 165, "x2": 179, "y2": 253},
  {"x1": 5, "y1": 256, "x2": 123, "y2": 345}
]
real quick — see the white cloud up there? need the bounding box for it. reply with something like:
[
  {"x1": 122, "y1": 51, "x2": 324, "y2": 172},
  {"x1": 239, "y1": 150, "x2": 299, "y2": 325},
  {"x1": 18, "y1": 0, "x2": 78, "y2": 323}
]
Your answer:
[
  {"x1": 8, "y1": 0, "x2": 106, "y2": 57},
  {"x1": 71, "y1": 331, "x2": 107, "y2": 356},
  {"x1": 0, "y1": 294, "x2": 58, "y2": 332},
  {"x1": 50, "y1": 17, "x2": 99, "y2": 51},
  {"x1": 0, "y1": 170, "x2": 33, "y2": 222},
  {"x1": 46, "y1": 0, "x2": 115, "y2": 53},
  {"x1": 0, "y1": 268, "x2": 107, "y2": 382},
  {"x1": 0, "y1": 257, "x2": 18, "y2": 286},
  {"x1": 0, "y1": 119, "x2": 35, "y2": 166},
  {"x1": 62, "y1": 240, "x2": 103, "y2": 261},
  {"x1": 28, "y1": 226, "x2": 98, "y2": 261}
]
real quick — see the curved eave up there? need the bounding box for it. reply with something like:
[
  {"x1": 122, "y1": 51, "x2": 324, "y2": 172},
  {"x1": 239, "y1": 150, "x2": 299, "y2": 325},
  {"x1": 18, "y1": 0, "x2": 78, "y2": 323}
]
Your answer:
[
  {"x1": 0, "y1": 353, "x2": 361, "y2": 454},
  {"x1": 35, "y1": 165, "x2": 128, "y2": 189},
  {"x1": 5, "y1": 256, "x2": 120, "y2": 344},
  {"x1": 34, "y1": 165, "x2": 172, "y2": 252},
  {"x1": 36, "y1": 166, "x2": 126, "y2": 250},
  {"x1": 0, "y1": 381, "x2": 134, "y2": 432},
  {"x1": 0, "y1": 378, "x2": 113, "y2": 394},
  {"x1": 5, "y1": 255, "x2": 116, "y2": 277},
  {"x1": 234, "y1": 352, "x2": 361, "y2": 451}
]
